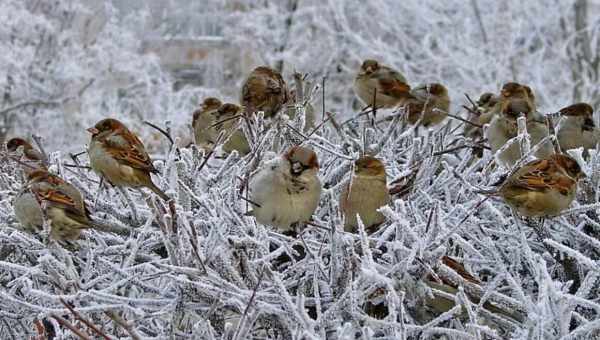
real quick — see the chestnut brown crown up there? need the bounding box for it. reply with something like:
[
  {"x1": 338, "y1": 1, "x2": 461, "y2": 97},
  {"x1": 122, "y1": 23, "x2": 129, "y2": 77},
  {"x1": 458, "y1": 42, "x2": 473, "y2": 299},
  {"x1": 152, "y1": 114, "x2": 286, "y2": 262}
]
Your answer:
[
  {"x1": 6, "y1": 137, "x2": 32, "y2": 152},
  {"x1": 285, "y1": 146, "x2": 319, "y2": 175},
  {"x1": 202, "y1": 97, "x2": 223, "y2": 112},
  {"x1": 89, "y1": 118, "x2": 127, "y2": 135},
  {"x1": 354, "y1": 156, "x2": 385, "y2": 176},
  {"x1": 559, "y1": 103, "x2": 593, "y2": 117}
]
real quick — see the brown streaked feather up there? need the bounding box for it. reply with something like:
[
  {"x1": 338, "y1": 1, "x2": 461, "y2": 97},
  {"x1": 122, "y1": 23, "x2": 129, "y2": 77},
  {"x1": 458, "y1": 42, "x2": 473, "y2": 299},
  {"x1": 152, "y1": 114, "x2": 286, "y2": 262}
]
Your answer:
[
  {"x1": 104, "y1": 135, "x2": 157, "y2": 173},
  {"x1": 559, "y1": 103, "x2": 593, "y2": 117},
  {"x1": 378, "y1": 78, "x2": 411, "y2": 98}
]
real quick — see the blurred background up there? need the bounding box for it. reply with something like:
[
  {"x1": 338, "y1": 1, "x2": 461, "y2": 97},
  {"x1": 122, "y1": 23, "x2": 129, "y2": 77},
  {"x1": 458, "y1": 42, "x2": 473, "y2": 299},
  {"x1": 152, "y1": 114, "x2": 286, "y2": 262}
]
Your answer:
[{"x1": 2, "y1": 0, "x2": 600, "y2": 152}]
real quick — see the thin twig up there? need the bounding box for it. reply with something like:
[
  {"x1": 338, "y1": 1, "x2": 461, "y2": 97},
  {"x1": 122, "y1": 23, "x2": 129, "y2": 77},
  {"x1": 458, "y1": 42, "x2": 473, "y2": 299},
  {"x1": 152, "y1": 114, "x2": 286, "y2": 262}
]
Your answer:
[
  {"x1": 31, "y1": 134, "x2": 49, "y2": 166},
  {"x1": 144, "y1": 121, "x2": 174, "y2": 147},
  {"x1": 50, "y1": 314, "x2": 92, "y2": 340},
  {"x1": 321, "y1": 77, "x2": 326, "y2": 121},
  {"x1": 62, "y1": 163, "x2": 92, "y2": 169},
  {"x1": 60, "y1": 298, "x2": 113, "y2": 340},
  {"x1": 447, "y1": 112, "x2": 483, "y2": 129},
  {"x1": 233, "y1": 269, "x2": 265, "y2": 340},
  {"x1": 104, "y1": 311, "x2": 142, "y2": 340},
  {"x1": 240, "y1": 195, "x2": 262, "y2": 208},
  {"x1": 464, "y1": 93, "x2": 478, "y2": 108}
]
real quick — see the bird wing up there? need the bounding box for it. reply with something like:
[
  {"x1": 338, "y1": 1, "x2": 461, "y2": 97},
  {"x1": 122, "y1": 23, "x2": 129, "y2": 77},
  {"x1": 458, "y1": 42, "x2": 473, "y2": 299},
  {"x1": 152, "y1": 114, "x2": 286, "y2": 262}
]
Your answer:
[
  {"x1": 103, "y1": 132, "x2": 157, "y2": 173},
  {"x1": 505, "y1": 159, "x2": 574, "y2": 194},
  {"x1": 30, "y1": 181, "x2": 90, "y2": 225},
  {"x1": 377, "y1": 77, "x2": 412, "y2": 99}
]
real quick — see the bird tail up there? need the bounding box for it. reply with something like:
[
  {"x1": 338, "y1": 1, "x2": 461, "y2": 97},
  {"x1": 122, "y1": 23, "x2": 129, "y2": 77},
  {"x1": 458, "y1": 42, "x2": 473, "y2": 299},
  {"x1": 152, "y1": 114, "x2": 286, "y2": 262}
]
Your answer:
[
  {"x1": 147, "y1": 181, "x2": 171, "y2": 201},
  {"x1": 473, "y1": 188, "x2": 499, "y2": 196}
]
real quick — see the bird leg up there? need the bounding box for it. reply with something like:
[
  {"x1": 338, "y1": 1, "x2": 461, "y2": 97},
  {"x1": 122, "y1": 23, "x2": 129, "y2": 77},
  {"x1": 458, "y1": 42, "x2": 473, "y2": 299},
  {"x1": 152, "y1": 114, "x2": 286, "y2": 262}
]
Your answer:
[
  {"x1": 93, "y1": 176, "x2": 105, "y2": 210},
  {"x1": 117, "y1": 187, "x2": 138, "y2": 223}
]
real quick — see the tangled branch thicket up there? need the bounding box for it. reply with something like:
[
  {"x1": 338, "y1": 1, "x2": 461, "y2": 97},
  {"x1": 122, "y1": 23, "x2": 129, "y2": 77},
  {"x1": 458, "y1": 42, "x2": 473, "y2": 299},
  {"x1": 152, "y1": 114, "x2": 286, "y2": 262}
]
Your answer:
[
  {"x1": 1, "y1": 88, "x2": 600, "y2": 339},
  {"x1": 2, "y1": 0, "x2": 600, "y2": 339}
]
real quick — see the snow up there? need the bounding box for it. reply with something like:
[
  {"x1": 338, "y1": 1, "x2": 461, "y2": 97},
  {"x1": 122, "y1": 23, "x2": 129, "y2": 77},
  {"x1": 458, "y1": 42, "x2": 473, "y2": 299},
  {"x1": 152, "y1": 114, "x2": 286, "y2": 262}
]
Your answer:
[{"x1": 1, "y1": 0, "x2": 600, "y2": 339}]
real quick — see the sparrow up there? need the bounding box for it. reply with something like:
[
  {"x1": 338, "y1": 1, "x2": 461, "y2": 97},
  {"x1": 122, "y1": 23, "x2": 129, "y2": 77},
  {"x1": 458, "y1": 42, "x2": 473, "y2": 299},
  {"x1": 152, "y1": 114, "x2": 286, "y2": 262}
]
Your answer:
[
  {"x1": 13, "y1": 169, "x2": 100, "y2": 241},
  {"x1": 465, "y1": 92, "x2": 499, "y2": 136},
  {"x1": 248, "y1": 146, "x2": 321, "y2": 233},
  {"x1": 422, "y1": 256, "x2": 523, "y2": 322},
  {"x1": 87, "y1": 118, "x2": 170, "y2": 201},
  {"x1": 556, "y1": 103, "x2": 599, "y2": 153},
  {"x1": 498, "y1": 154, "x2": 584, "y2": 217},
  {"x1": 464, "y1": 93, "x2": 499, "y2": 157},
  {"x1": 486, "y1": 82, "x2": 552, "y2": 167},
  {"x1": 6, "y1": 137, "x2": 46, "y2": 172},
  {"x1": 339, "y1": 156, "x2": 390, "y2": 232},
  {"x1": 192, "y1": 97, "x2": 222, "y2": 149},
  {"x1": 214, "y1": 103, "x2": 251, "y2": 156},
  {"x1": 354, "y1": 59, "x2": 412, "y2": 109},
  {"x1": 405, "y1": 83, "x2": 450, "y2": 127},
  {"x1": 241, "y1": 66, "x2": 289, "y2": 118}
]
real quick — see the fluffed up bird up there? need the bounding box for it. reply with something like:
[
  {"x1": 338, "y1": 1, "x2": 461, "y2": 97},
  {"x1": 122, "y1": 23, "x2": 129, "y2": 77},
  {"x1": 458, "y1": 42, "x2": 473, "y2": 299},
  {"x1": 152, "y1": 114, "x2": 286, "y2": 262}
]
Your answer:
[
  {"x1": 192, "y1": 97, "x2": 223, "y2": 149},
  {"x1": 13, "y1": 169, "x2": 101, "y2": 241},
  {"x1": 6, "y1": 137, "x2": 47, "y2": 172},
  {"x1": 339, "y1": 156, "x2": 390, "y2": 233},
  {"x1": 486, "y1": 82, "x2": 552, "y2": 167},
  {"x1": 405, "y1": 83, "x2": 450, "y2": 127},
  {"x1": 87, "y1": 118, "x2": 170, "y2": 201},
  {"x1": 241, "y1": 66, "x2": 289, "y2": 118},
  {"x1": 497, "y1": 154, "x2": 585, "y2": 217},
  {"x1": 556, "y1": 103, "x2": 599, "y2": 154},
  {"x1": 248, "y1": 146, "x2": 321, "y2": 233},
  {"x1": 214, "y1": 103, "x2": 251, "y2": 156},
  {"x1": 354, "y1": 59, "x2": 412, "y2": 109}
]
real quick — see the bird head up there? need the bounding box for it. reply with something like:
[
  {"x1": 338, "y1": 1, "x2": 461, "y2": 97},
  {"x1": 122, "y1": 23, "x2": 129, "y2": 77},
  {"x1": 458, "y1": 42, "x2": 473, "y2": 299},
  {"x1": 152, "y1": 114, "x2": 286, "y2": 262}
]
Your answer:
[
  {"x1": 202, "y1": 97, "x2": 223, "y2": 112},
  {"x1": 6, "y1": 137, "x2": 32, "y2": 153},
  {"x1": 425, "y1": 83, "x2": 448, "y2": 97},
  {"x1": 284, "y1": 146, "x2": 319, "y2": 176},
  {"x1": 354, "y1": 156, "x2": 386, "y2": 178},
  {"x1": 360, "y1": 59, "x2": 380, "y2": 75},
  {"x1": 87, "y1": 118, "x2": 126, "y2": 136},
  {"x1": 559, "y1": 103, "x2": 595, "y2": 131}
]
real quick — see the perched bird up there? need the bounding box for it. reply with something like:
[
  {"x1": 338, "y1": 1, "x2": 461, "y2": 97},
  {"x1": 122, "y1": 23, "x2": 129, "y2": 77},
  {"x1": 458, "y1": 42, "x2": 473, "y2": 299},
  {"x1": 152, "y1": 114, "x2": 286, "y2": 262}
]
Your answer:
[
  {"x1": 421, "y1": 256, "x2": 524, "y2": 323},
  {"x1": 464, "y1": 92, "x2": 499, "y2": 157},
  {"x1": 405, "y1": 83, "x2": 450, "y2": 127},
  {"x1": 498, "y1": 154, "x2": 584, "y2": 217},
  {"x1": 556, "y1": 103, "x2": 599, "y2": 153},
  {"x1": 339, "y1": 156, "x2": 390, "y2": 232},
  {"x1": 13, "y1": 169, "x2": 100, "y2": 241},
  {"x1": 241, "y1": 66, "x2": 289, "y2": 118},
  {"x1": 354, "y1": 59, "x2": 412, "y2": 109},
  {"x1": 465, "y1": 92, "x2": 499, "y2": 136},
  {"x1": 248, "y1": 146, "x2": 321, "y2": 233},
  {"x1": 192, "y1": 97, "x2": 222, "y2": 149},
  {"x1": 87, "y1": 118, "x2": 170, "y2": 201},
  {"x1": 486, "y1": 83, "x2": 552, "y2": 167},
  {"x1": 215, "y1": 103, "x2": 251, "y2": 156},
  {"x1": 6, "y1": 137, "x2": 46, "y2": 172}
]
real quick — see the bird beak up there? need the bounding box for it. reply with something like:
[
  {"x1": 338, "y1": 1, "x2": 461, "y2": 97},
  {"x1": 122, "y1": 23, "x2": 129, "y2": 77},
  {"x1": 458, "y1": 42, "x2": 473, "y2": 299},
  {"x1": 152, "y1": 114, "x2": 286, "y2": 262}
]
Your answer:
[
  {"x1": 291, "y1": 162, "x2": 303, "y2": 175},
  {"x1": 583, "y1": 118, "x2": 595, "y2": 131},
  {"x1": 87, "y1": 127, "x2": 99, "y2": 135}
]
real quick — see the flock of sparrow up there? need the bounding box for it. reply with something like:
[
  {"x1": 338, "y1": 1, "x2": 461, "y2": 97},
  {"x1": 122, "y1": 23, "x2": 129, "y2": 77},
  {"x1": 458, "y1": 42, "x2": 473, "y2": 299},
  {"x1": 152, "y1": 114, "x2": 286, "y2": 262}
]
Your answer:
[{"x1": 3, "y1": 59, "x2": 597, "y2": 245}]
